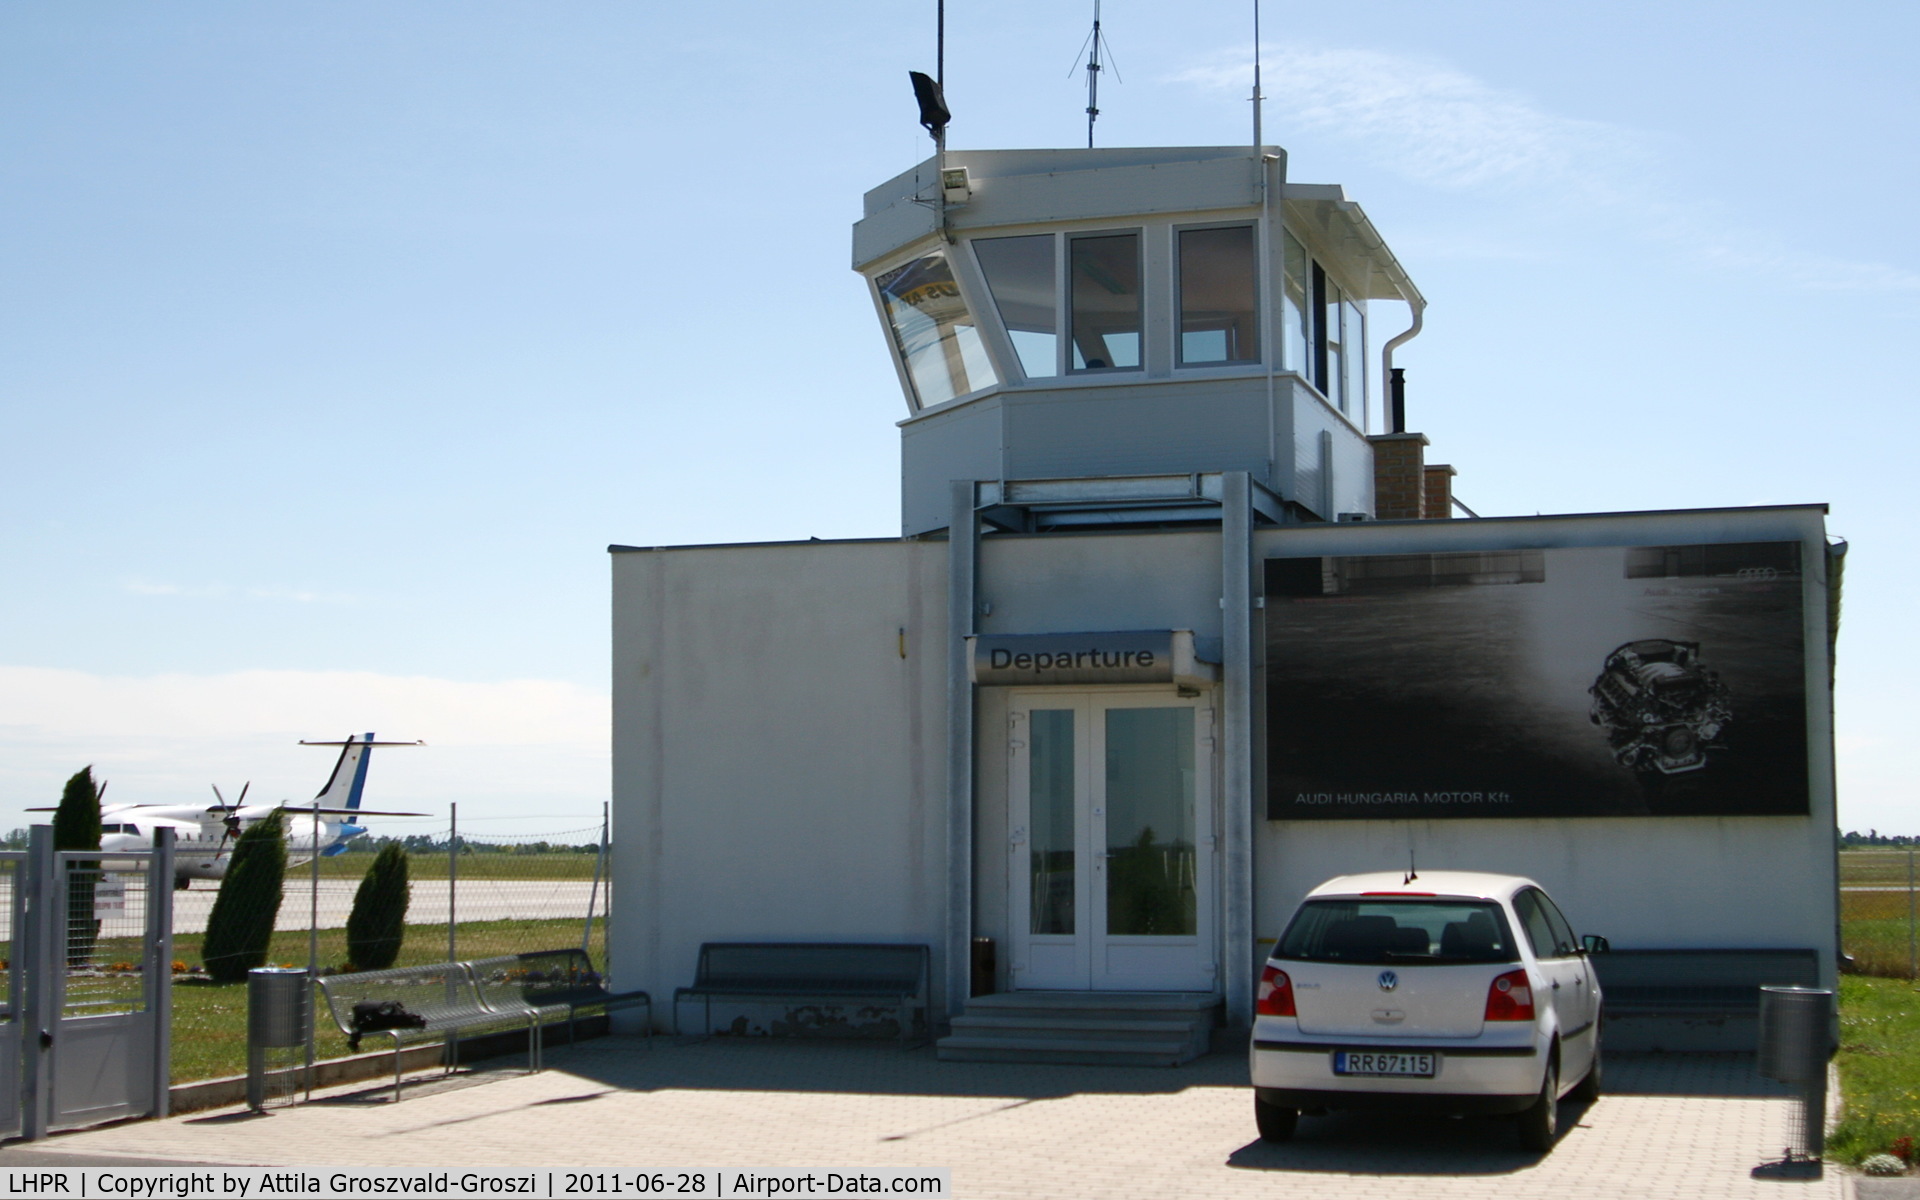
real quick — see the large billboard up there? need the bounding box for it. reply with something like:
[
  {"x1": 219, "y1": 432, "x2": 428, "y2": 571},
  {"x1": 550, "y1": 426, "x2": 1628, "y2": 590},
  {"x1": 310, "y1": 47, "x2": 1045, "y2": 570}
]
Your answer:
[{"x1": 1265, "y1": 541, "x2": 1808, "y2": 819}]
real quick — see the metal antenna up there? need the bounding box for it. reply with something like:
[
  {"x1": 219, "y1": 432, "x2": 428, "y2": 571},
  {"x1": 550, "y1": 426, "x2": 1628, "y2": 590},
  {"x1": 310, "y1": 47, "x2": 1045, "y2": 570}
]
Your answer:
[
  {"x1": 1086, "y1": 1, "x2": 1101, "y2": 148},
  {"x1": 1251, "y1": 0, "x2": 1265, "y2": 150},
  {"x1": 1072, "y1": 1, "x2": 1121, "y2": 149},
  {"x1": 937, "y1": 0, "x2": 944, "y2": 88}
]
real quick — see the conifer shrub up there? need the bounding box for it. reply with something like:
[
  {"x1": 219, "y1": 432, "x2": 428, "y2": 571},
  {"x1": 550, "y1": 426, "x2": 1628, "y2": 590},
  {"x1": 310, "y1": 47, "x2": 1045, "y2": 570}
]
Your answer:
[
  {"x1": 54, "y1": 767, "x2": 102, "y2": 967},
  {"x1": 345, "y1": 843, "x2": 410, "y2": 971},
  {"x1": 201, "y1": 812, "x2": 287, "y2": 983}
]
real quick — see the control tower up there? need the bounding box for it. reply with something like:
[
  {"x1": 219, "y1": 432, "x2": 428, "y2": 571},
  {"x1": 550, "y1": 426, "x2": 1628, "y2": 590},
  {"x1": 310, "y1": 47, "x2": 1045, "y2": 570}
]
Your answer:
[{"x1": 852, "y1": 145, "x2": 1437, "y2": 536}]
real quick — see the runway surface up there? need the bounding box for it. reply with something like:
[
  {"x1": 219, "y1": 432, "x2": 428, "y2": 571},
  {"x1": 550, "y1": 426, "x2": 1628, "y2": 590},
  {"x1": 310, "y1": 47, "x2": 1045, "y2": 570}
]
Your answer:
[{"x1": 163, "y1": 879, "x2": 602, "y2": 935}]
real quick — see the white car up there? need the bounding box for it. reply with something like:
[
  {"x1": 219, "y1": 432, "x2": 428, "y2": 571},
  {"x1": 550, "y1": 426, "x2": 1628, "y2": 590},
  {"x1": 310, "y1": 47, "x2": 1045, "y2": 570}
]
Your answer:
[{"x1": 1249, "y1": 870, "x2": 1605, "y2": 1152}]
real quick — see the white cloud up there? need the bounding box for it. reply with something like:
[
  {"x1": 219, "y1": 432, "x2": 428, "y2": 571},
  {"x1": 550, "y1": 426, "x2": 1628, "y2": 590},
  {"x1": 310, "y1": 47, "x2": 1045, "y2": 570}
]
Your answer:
[
  {"x1": 0, "y1": 666, "x2": 610, "y2": 835},
  {"x1": 1169, "y1": 45, "x2": 1920, "y2": 293},
  {"x1": 1172, "y1": 46, "x2": 1648, "y2": 195}
]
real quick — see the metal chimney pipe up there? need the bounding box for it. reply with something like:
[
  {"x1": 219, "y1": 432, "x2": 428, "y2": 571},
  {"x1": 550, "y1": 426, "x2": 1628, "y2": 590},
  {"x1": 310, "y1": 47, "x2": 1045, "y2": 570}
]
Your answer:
[{"x1": 1390, "y1": 368, "x2": 1407, "y2": 434}]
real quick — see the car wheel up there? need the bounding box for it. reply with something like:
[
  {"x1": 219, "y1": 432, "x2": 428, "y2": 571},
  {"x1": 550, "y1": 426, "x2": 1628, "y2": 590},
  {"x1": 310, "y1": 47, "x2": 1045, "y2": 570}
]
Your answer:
[
  {"x1": 1569, "y1": 1036, "x2": 1602, "y2": 1103},
  {"x1": 1255, "y1": 1097, "x2": 1298, "y2": 1143},
  {"x1": 1516, "y1": 1056, "x2": 1559, "y2": 1152}
]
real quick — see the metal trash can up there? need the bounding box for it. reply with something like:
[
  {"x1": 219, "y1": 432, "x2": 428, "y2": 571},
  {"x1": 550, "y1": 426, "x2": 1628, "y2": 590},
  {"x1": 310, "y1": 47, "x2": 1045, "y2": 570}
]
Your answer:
[
  {"x1": 970, "y1": 938, "x2": 996, "y2": 998},
  {"x1": 247, "y1": 967, "x2": 310, "y2": 1111},
  {"x1": 1756, "y1": 985, "x2": 1834, "y2": 1161}
]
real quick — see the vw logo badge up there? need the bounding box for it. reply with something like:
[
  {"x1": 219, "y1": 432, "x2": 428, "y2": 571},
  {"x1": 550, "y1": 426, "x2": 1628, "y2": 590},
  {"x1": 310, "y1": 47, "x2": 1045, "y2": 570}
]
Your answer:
[{"x1": 1378, "y1": 970, "x2": 1398, "y2": 992}]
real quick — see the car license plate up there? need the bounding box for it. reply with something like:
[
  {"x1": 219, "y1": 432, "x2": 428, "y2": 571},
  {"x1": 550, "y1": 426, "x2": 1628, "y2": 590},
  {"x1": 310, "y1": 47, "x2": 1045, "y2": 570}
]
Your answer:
[{"x1": 1333, "y1": 1051, "x2": 1437, "y2": 1078}]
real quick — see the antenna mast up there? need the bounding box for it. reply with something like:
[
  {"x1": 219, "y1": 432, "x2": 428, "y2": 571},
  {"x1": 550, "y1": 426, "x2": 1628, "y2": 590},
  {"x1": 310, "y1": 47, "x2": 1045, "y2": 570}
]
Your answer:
[
  {"x1": 1251, "y1": 0, "x2": 1264, "y2": 151},
  {"x1": 1074, "y1": 2, "x2": 1119, "y2": 149},
  {"x1": 1085, "y1": 1, "x2": 1102, "y2": 148}
]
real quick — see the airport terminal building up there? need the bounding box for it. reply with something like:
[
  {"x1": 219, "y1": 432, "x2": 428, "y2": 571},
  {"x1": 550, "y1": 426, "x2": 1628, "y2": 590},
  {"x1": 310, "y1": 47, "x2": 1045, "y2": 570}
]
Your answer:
[{"x1": 607, "y1": 145, "x2": 1840, "y2": 1056}]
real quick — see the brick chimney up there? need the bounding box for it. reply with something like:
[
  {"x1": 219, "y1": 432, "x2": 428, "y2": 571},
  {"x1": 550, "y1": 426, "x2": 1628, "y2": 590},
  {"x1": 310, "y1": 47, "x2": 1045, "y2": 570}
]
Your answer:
[
  {"x1": 1424, "y1": 463, "x2": 1457, "y2": 520},
  {"x1": 1368, "y1": 432, "x2": 1429, "y2": 519}
]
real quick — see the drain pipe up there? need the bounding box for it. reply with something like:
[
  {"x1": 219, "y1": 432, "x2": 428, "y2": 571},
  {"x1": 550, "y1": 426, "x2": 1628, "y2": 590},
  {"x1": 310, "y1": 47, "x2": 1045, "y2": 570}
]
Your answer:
[{"x1": 1380, "y1": 297, "x2": 1424, "y2": 433}]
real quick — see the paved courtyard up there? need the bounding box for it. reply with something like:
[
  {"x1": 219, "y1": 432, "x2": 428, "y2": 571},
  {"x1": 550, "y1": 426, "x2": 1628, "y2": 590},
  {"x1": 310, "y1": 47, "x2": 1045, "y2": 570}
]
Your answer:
[{"x1": 9, "y1": 1040, "x2": 1851, "y2": 1199}]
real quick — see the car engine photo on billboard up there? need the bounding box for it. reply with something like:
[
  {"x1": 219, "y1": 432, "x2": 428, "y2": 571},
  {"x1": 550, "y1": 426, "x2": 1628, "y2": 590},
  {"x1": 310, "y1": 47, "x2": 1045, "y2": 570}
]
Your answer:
[{"x1": 1264, "y1": 541, "x2": 1808, "y2": 819}]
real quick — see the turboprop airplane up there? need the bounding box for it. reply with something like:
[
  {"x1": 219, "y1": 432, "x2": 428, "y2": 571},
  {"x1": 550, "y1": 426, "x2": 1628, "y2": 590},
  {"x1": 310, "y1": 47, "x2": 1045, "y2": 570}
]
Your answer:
[{"x1": 70, "y1": 733, "x2": 425, "y2": 888}]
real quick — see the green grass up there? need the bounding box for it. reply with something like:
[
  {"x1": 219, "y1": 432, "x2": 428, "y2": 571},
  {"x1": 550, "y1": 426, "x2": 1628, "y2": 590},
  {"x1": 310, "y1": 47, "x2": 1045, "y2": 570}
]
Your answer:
[
  {"x1": 131, "y1": 917, "x2": 603, "y2": 1084},
  {"x1": 1840, "y1": 850, "x2": 1918, "y2": 981},
  {"x1": 1830, "y1": 975, "x2": 1920, "y2": 1167},
  {"x1": 287, "y1": 852, "x2": 602, "y2": 881},
  {"x1": 1840, "y1": 850, "x2": 1920, "y2": 889},
  {"x1": 1845, "y1": 890, "x2": 1919, "y2": 981}
]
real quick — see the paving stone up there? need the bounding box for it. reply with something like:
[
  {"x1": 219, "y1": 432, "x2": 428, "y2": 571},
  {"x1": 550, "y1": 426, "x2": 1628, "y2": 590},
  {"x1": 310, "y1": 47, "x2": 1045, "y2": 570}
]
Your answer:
[{"x1": 8, "y1": 1042, "x2": 1850, "y2": 1199}]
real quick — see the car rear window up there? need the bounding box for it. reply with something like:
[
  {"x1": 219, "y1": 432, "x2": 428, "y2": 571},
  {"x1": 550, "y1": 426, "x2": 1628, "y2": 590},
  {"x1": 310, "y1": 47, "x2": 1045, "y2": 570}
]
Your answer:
[{"x1": 1275, "y1": 899, "x2": 1520, "y2": 965}]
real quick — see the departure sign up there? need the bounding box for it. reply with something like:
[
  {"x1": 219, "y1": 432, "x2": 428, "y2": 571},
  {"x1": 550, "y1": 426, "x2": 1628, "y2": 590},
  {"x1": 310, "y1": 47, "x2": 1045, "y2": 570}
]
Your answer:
[{"x1": 968, "y1": 630, "x2": 1216, "y2": 688}]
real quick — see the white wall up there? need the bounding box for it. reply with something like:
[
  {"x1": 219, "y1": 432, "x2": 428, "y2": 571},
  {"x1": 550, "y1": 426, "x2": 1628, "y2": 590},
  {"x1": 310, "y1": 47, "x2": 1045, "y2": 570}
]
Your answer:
[
  {"x1": 1250, "y1": 506, "x2": 1839, "y2": 985},
  {"x1": 608, "y1": 539, "x2": 948, "y2": 1028},
  {"x1": 609, "y1": 504, "x2": 1839, "y2": 1031},
  {"x1": 970, "y1": 529, "x2": 1227, "y2": 980}
]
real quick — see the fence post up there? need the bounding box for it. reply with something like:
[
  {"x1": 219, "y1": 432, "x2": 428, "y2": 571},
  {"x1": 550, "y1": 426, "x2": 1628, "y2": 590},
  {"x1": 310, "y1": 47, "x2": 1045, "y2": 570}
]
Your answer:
[
  {"x1": 448, "y1": 803, "x2": 457, "y2": 964},
  {"x1": 306, "y1": 803, "x2": 321, "y2": 1097},
  {"x1": 581, "y1": 803, "x2": 607, "y2": 957},
  {"x1": 145, "y1": 828, "x2": 175, "y2": 1119},
  {"x1": 1908, "y1": 842, "x2": 1915, "y2": 980},
  {"x1": 20, "y1": 826, "x2": 56, "y2": 1141}
]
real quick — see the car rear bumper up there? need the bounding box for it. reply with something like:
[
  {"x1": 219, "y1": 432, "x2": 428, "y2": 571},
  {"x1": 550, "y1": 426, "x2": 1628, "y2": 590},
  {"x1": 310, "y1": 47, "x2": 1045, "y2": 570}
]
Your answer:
[
  {"x1": 1249, "y1": 1032, "x2": 1546, "y2": 1101},
  {"x1": 1255, "y1": 1085, "x2": 1538, "y2": 1116}
]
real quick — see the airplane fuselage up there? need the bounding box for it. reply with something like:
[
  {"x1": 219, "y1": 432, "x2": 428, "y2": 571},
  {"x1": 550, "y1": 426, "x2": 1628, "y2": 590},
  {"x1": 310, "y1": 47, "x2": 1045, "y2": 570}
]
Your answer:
[
  {"x1": 101, "y1": 807, "x2": 366, "y2": 883},
  {"x1": 82, "y1": 733, "x2": 401, "y2": 887}
]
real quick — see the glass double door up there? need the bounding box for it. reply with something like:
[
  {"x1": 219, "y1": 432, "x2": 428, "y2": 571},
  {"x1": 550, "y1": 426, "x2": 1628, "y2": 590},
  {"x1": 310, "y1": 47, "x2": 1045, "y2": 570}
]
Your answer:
[{"x1": 1009, "y1": 692, "x2": 1216, "y2": 991}]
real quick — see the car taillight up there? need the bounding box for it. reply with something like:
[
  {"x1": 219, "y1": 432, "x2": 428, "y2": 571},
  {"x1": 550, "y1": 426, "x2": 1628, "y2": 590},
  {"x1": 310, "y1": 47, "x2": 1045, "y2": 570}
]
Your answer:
[
  {"x1": 1256, "y1": 965, "x2": 1296, "y2": 1017},
  {"x1": 1484, "y1": 968, "x2": 1534, "y2": 1021}
]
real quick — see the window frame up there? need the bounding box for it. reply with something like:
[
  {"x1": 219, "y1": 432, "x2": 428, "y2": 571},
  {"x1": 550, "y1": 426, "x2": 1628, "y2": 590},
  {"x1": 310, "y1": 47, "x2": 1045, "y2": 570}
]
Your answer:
[
  {"x1": 1513, "y1": 888, "x2": 1579, "y2": 960},
  {"x1": 1173, "y1": 220, "x2": 1262, "y2": 370},
  {"x1": 1066, "y1": 228, "x2": 1146, "y2": 375},
  {"x1": 970, "y1": 231, "x2": 1063, "y2": 384},
  {"x1": 1285, "y1": 225, "x2": 1372, "y2": 430},
  {"x1": 869, "y1": 244, "x2": 1003, "y2": 411}
]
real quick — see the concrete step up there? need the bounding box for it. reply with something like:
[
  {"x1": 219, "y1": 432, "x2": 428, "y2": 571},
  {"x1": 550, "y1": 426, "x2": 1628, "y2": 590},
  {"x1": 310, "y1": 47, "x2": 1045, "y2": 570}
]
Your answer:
[
  {"x1": 947, "y1": 1014, "x2": 1199, "y2": 1040},
  {"x1": 965, "y1": 990, "x2": 1220, "y2": 1013},
  {"x1": 936, "y1": 992, "x2": 1222, "y2": 1065},
  {"x1": 935, "y1": 1034, "x2": 1194, "y2": 1067}
]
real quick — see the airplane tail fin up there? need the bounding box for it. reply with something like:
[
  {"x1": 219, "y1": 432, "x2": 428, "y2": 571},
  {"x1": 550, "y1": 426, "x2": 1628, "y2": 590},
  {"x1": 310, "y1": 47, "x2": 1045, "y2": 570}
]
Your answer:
[
  {"x1": 298, "y1": 733, "x2": 423, "y2": 812},
  {"x1": 316, "y1": 732, "x2": 377, "y2": 811}
]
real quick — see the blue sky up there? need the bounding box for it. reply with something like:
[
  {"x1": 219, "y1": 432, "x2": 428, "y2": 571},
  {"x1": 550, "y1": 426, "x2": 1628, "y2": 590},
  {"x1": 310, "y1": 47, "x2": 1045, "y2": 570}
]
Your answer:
[{"x1": 3, "y1": 2, "x2": 1915, "y2": 837}]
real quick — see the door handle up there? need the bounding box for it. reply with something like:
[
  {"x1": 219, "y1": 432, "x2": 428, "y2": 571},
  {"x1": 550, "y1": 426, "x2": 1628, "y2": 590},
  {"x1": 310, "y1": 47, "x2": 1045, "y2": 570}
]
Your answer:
[{"x1": 1551, "y1": 981, "x2": 1561, "y2": 990}]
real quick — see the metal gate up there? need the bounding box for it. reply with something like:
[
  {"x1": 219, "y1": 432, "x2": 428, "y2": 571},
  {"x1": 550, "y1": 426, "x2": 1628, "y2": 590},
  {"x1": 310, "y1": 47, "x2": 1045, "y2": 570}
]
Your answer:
[
  {"x1": 18, "y1": 827, "x2": 173, "y2": 1140},
  {"x1": 0, "y1": 852, "x2": 24, "y2": 1140}
]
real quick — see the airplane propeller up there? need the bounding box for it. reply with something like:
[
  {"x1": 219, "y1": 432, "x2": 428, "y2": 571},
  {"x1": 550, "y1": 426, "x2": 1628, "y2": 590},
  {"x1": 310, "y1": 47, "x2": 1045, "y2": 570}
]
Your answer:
[{"x1": 209, "y1": 782, "x2": 251, "y2": 858}]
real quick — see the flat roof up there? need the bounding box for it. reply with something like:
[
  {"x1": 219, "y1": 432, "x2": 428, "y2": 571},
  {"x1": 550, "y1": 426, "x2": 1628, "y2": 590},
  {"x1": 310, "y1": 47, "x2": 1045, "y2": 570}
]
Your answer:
[{"x1": 608, "y1": 502, "x2": 1831, "y2": 555}]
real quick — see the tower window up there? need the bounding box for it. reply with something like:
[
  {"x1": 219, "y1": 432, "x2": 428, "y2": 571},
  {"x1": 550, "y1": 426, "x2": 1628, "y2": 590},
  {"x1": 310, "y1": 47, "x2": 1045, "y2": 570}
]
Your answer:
[
  {"x1": 1068, "y1": 233, "x2": 1142, "y2": 371},
  {"x1": 1282, "y1": 230, "x2": 1309, "y2": 375},
  {"x1": 1177, "y1": 225, "x2": 1259, "y2": 366},
  {"x1": 876, "y1": 250, "x2": 998, "y2": 408},
  {"x1": 974, "y1": 234, "x2": 1059, "y2": 379}
]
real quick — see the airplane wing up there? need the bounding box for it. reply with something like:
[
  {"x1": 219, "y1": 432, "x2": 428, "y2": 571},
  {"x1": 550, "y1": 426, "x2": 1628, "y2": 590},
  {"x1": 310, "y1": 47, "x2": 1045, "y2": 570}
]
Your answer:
[{"x1": 275, "y1": 807, "x2": 430, "y2": 817}]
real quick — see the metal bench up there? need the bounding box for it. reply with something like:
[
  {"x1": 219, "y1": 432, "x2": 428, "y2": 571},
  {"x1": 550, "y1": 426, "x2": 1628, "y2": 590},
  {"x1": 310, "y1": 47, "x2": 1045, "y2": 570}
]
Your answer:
[
  {"x1": 315, "y1": 962, "x2": 540, "y2": 1101},
  {"x1": 673, "y1": 942, "x2": 930, "y2": 1046},
  {"x1": 467, "y1": 949, "x2": 652, "y2": 1045},
  {"x1": 1593, "y1": 948, "x2": 1821, "y2": 1018}
]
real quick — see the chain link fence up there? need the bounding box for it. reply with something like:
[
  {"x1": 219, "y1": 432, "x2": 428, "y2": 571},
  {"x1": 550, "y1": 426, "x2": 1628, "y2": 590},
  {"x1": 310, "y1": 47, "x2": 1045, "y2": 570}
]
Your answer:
[
  {"x1": 61, "y1": 861, "x2": 154, "y2": 1018},
  {"x1": 0, "y1": 858, "x2": 14, "y2": 1020},
  {"x1": 169, "y1": 822, "x2": 608, "y2": 976}
]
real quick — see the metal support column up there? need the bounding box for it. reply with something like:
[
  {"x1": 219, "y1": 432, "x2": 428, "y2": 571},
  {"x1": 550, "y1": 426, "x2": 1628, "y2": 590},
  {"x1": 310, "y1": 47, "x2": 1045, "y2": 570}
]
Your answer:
[
  {"x1": 144, "y1": 828, "x2": 175, "y2": 1120},
  {"x1": 1221, "y1": 473, "x2": 1256, "y2": 1029},
  {"x1": 945, "y1": 480, "x2": 979, "y2": 1027},
  {"x1": 20, "y1": 826, "x2": 56, "y2": 1142}
]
